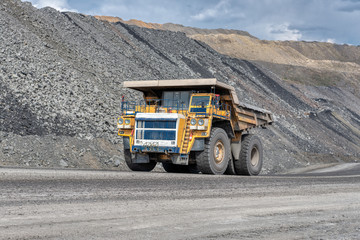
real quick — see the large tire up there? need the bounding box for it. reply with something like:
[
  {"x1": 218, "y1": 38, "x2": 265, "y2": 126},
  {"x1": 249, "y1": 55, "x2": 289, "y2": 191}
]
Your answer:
[
  {"x1": 162, "y1": 162, "x2": 199, "y2": 174},
  {"x1": 234, "y1": 134, "x2": 263, "y2": 175},
  {"x1": 124, "y1": 150, "x2": 156, "y2": 172},
  {"x1": 196, "y1": 127, "x2": 230, "y2": 175}
]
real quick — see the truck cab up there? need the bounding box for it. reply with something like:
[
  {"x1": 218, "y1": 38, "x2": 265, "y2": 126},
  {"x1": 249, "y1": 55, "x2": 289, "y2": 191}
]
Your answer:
[{"x1": 118, "y1": 79, "x2": 272, "y2": 175}]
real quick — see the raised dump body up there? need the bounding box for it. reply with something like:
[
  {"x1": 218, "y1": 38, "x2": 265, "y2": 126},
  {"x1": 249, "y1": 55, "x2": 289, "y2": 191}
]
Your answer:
[{"x1": 118, "y1": 78, "x2": 272, "y2": 175}]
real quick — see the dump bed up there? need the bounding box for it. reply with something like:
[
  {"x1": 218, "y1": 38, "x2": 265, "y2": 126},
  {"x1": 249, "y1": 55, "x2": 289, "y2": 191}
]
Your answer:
[{"x1": 233, "y1": 101, "x2": 273, "y2": 131}]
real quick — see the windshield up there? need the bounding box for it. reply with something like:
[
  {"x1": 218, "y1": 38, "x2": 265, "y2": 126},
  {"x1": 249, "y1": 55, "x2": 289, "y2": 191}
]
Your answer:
[
  {"x1": 162, "y1": 91, "x2": 191, "y2": 108},
  {"x1": 190, "y1": 96, "x2": 210, "y2": 106}
]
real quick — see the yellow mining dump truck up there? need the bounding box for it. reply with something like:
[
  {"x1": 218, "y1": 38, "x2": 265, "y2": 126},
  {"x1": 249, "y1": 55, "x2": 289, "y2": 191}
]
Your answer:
[{"x1": 117, "y1": 78, "x2": 273, "y2": 175}]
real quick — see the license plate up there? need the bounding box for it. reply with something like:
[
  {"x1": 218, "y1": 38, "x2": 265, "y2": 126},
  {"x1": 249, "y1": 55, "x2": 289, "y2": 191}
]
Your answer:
[{"x1": 143, "y1": 142, "x2": 159, "y2": 147}]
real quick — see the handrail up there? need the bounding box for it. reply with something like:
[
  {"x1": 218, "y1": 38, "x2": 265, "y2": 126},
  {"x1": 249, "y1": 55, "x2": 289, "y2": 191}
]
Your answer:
[
  {"x1": 190, "y1": 102, "x2": 231, "y2": 118},
  {"x1": 121, "y1": 99, "x2": 189, "y2": 115},
  {"x1": 120, "y1": 99, "x2": 231, "y2": 118}
]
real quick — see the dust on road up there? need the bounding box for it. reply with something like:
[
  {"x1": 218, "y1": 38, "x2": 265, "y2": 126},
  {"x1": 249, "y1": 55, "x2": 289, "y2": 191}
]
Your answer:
[{"x1": 0, "y1": 167, "x2": 360, "y2": 239}]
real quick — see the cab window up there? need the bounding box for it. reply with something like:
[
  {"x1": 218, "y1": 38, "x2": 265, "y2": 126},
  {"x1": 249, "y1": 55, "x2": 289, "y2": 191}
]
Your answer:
[{"x1": 190, "y1": 96, "x2": 210, "y2": 106}]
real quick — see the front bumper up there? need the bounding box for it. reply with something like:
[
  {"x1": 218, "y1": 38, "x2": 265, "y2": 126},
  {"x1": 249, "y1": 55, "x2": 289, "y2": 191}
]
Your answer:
[{"x1": 132, "y1": 145, "x2": 180, "y2": 153}]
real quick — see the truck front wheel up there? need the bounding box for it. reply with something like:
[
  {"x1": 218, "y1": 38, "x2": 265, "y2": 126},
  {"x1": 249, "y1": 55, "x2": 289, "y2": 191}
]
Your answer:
[
  {"x1": 124, "y1": 150, "x2": 156, "y2": 172},
  {"x1": 196, "y1": 127, "x2": 230, "y2": 175},
  {"x1": 234, "y1": 134, "x2": 263, "y2": 175}
]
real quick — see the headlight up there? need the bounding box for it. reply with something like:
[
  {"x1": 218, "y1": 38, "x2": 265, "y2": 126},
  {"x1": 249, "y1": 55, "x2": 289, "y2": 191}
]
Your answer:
[
  {"x1": 125, "y1": 119, "x2": 131, "y2": 125},
  {"x1": 198, "y1": 119, "x2": 204, "y2": 126},
  {"x1": 190, "y1": 119, "x2": 197, "y2": 125},
  {"x1": 118, "y1": 118, "x2": 123, "y2": 124}
]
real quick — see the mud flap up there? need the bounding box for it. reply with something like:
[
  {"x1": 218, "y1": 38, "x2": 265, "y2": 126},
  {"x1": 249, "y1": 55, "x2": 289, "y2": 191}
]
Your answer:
[
  {"x1": 171, "y1": 154, "x2": 189, "y2": 165},
  {"x1": 191, "y1": 138, "x2": 205, "y2": 151},
  {"x1": 131, "y1": 153, "x2": 150, "y2": 163},
  {"x1": 231, "y1": 141, "x2": 241, "y2": 161},
  {"x1": 123, "y1": 137, "x2": 130, "y2": 150}
]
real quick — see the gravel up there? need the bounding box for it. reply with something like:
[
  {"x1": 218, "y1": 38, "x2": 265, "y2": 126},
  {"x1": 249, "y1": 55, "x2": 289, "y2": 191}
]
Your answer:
[
  {"x1": 0, "y1": 0, "x2": 359, "y2": 173},
  {"x1": 0, "y1": 168, "x2": 360, "y2": 239}
]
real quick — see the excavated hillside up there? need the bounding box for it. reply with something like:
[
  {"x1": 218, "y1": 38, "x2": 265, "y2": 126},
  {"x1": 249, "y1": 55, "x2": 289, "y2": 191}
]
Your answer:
[
  {"x1": 1, "y1": 0, "x2": 359, "y2": 173},
  {"x1": 95, "y1": 16, "x2": 255, "y2": 38},
  {"x1": 191, "y1": 34, "x2": 360, "y2": 89},
  {"x1": 104, "y1": 17, "x2": 360, "y2": 90}
]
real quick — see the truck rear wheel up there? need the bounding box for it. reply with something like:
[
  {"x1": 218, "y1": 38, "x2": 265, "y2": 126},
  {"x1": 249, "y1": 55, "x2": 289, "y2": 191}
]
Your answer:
[
  {"x1": 124, "y1": 150, "x2": 156, "y2": 172},
  {"x1": 196, "y1": 127, "x2": 230, "y2": 175},
  {"x1": 234, "y1": 134, "x2": 263, "y2": 175},
  {"x1": 162, "y1": 162, "x2": 199, "y2": 173}
]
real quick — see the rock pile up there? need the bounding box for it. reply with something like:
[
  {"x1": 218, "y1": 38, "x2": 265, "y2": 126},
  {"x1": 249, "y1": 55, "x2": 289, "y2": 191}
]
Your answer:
[{"x1": 1, "y1": 0, "x2": 359, "y2": 173}]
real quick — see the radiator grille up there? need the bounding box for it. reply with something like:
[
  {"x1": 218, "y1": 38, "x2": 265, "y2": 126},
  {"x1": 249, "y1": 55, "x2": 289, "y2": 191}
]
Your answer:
[{"x1": 136, "y1": 120, "x2": 177, "y2": 141}]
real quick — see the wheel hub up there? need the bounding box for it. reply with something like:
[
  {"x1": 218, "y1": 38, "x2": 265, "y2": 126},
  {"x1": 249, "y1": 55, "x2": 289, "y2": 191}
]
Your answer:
[
  {"x1": 214, "y1": 141, "x2": 225, "y2": 164},
  {"x1": 250, "y1": 147, "x2": 259, "y2": 166}
]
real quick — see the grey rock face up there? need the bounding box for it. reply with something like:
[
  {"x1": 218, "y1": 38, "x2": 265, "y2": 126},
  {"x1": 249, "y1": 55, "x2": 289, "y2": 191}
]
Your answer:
[
  {"x1": 0, "y1": 0, "x2": 359, "y2": 173},
  {"x1": 111, "y1": 156, "x2": 121, "y2": 167},
  {"x1": 59, "y1": 159, "x2": 69, "y2": 167}
]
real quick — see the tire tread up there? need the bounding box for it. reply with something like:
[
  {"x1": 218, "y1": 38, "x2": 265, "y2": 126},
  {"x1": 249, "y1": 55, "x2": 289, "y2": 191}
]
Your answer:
[
  {"x1": 196, "y1": 127, "x2": 230, "y2": 175},
  {"x1": 235, "y1": 134, "x2": 263, "y2": 176}
]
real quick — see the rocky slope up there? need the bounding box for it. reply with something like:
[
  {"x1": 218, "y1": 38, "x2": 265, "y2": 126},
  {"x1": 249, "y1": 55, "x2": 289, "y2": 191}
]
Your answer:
[
  {"x1": 191, "y1": 34, "x2": 360, "y2": 90},
  {"x1": 1, "y1": 0, "x2": 359, "y2": 173},
  {"x1": 102, "y1": 17, "x2": 360, "y2": 89},
  {"x1": 95, "y1": 16, "x2": 255, "y2": 38}
]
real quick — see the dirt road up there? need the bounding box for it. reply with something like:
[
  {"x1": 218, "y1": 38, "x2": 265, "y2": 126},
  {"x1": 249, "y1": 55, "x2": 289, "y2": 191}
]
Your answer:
[{"x1": 1, "y1": 166, "x2": 360, "y2": 239}]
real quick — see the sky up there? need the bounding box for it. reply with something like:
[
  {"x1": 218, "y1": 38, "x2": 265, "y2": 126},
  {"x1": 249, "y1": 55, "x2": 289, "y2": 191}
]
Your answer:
[{"x1": 25, "y1": 0, "x2": 360, "y2": 45}]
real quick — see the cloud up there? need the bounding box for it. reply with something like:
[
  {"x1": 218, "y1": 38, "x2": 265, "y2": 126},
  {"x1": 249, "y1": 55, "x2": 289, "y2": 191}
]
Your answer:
[
  {"x1": 337, "y1": 3, "x2": 360, "y2": 12},
  {"x1": 99, "y1": 4, "x2": 129, "y2": 17},
  {"x1": 326, "y1": 38, "x2": 336, "y2": 43},
  {"x1": 28, "y1": 0, "x2": 78, "y2": 12},
  {"x1": 191, "y1": 0, "x2": 242, "y2": 22},
  {"x1": 23, "y1": 0, "x2": 359, "y2": 45},
  {"x1": 267, "y1": 23, "x2": 302, "y2": 41},
  {"x1": 87, "y1": 0, "x2": 180, "y2": 24}
]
